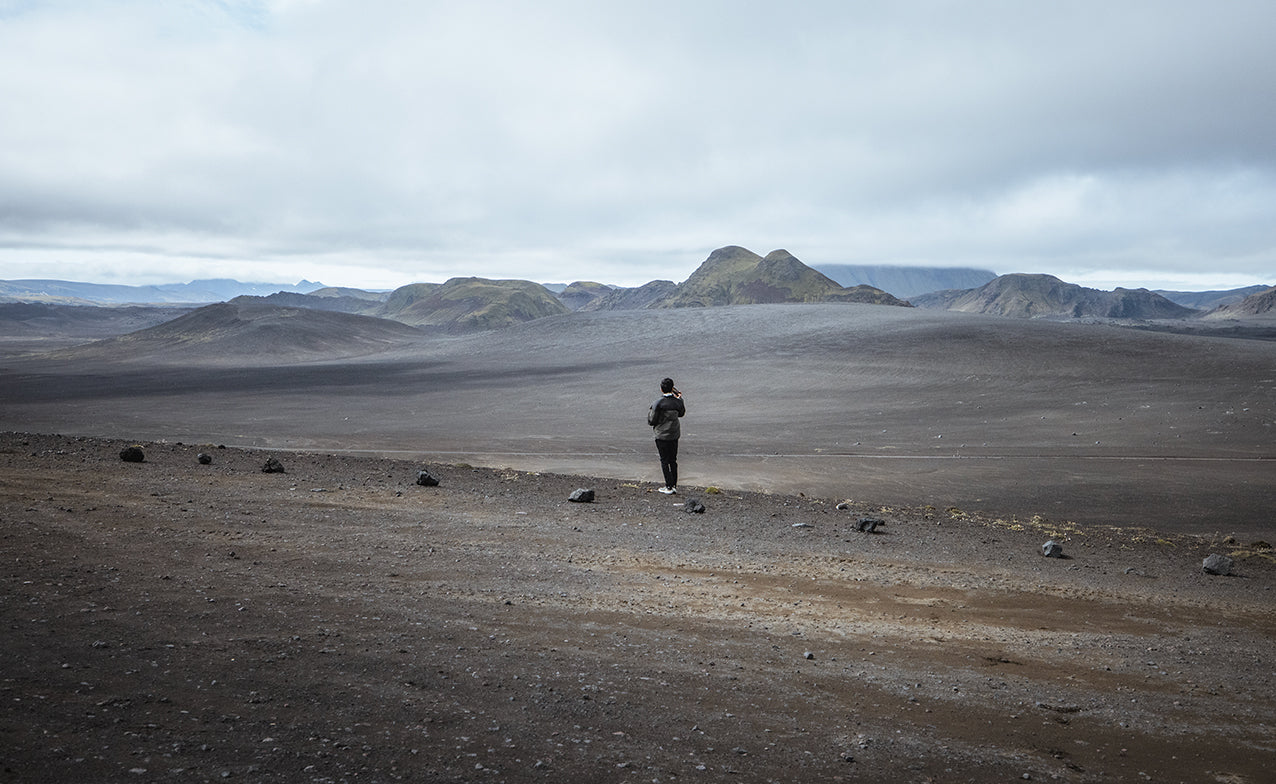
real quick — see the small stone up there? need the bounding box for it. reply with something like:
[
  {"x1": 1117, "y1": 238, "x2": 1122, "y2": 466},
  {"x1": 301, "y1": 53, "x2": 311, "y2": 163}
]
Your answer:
[
  {"x1": 835, "y1": 501, "x2": 852, "y2": 510},
  {"x1": 1042, "y1": 540, "x2": 1064, "y2": 558},
  {"x1": 415, "y1": 470, "x2": 439, "y2": 487},
  {"x1": 119, "y1": 445, "x2": 145, "y2": 463},
  {"x1": 683, "y1": 498, "x2": 706, "y2": 514},
  {"x1": 856, "y1": 517, "x2": 883, "y2": 533},
  {"x1": 1202, "y1": 553, "x2": 1234, "y2": 576},
  {"x1": 261, "y1": 457, "x2": 286, "y2": 474},
  {"x1": 567, "y1": 488, "x2": 595, "y2": 503},
  {"x1": 197, "y1": 452, "x2": 212, "y2": 465},
  {"x1": 804, "y1": 651, "x2": 815, "y2": 660}
]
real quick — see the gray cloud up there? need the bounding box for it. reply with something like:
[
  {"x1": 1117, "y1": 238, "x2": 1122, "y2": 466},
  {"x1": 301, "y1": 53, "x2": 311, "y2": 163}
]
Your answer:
[{"x1": 0, "y1": 0, "x2": 1273, "y2": 289}]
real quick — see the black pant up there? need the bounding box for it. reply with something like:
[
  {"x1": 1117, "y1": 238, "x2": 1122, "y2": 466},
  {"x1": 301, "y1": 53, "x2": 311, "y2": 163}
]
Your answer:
[{"x1": 655, "y1": 438, "x2": 678, "y2": 488}]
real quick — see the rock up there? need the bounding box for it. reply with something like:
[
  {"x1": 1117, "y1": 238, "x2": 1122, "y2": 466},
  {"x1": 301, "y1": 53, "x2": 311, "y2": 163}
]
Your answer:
[
  {"x1": 119, "y1": 445, "x2": 145, "y2": 463},
  {"x1": 1042, "y1": 540, "x2": 1064, "y2": 558},
  {"x1": 1202, "y1": 553, "x2": 1234, "y2": 576},
  {"x1": 415, "y1": 470, "x2": 439, "y2": 487},
  {"x1": 835, "y1": 501, "x2": 852, "y2": 510},
  {"x1": 568, "y1": 488, "x2": 595, "y2": 503},
  {"x1": 684, "y1": 498, "x2": 706, "y2": 514},
  {"x1": 261, "y1": 457, "x2": 286, "y2": 474},
  {"x1": 856, "y1": 517, "x2": 883, "y2": 533},
  {"x1": 197, "y1": 452, "x2": 212, "y2": 465}
]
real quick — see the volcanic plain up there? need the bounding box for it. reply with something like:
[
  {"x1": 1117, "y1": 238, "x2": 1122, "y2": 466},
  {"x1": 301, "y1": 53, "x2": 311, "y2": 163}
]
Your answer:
[{"x1": 1, "y1": 302, "x2": 1273, "y2": 782}]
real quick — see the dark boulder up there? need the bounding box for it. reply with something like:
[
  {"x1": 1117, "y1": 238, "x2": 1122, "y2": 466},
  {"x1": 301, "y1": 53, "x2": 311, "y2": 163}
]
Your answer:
[
  {"x1": 119, "y1": 445, "x2": 145, "y2": 463},
  {"x1": 261, "y1": 457, "x2": 286, "y2": 474},
  {"x1": 856, "y1": 517, "x2": 884, "y2": 533},
  {"x1": 415, "y1": 470, "x2": 439, "y2": 487},
  {"x1": 1202, "y1": 553, "x2": 1234, "y2": 576},
  {"x1": 568, "y1": 488, "x2": 595, "y2": 503},
  {"x1": 1042, "y1": 540, "x2": 1064, "y2": 558},
  {"x1": 197, "y1": 452, "x2": 212, "y2": 465},
  {"x1": 684, "y1": 498, "x2": 706, "y2": 514}
]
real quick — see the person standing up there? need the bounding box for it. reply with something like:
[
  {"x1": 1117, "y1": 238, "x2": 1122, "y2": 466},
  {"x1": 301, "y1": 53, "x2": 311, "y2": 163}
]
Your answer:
[{"x1": 648, "y1": 377, "x2": 685, "y2": 494}]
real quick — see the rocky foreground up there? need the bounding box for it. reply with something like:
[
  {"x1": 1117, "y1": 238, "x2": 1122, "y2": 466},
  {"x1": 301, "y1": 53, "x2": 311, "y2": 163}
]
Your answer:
[{"x1": 1, "y1": 432, "x2": 1273, "y2": 783}]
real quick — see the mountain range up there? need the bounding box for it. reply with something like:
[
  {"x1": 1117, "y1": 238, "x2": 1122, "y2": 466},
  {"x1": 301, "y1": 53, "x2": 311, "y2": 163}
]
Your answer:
[
  {"x1": 910, "y1": 273, "x2": 1199, "y2": 320},
  {"x1": 2, "y1": 247, "x2": 1272, "y2": 345},
  {"x1": 1204, "y1": 285, "x2": 1276, "y2": 319},
  {"x1": 1153, "y1": 285, "x2": 1271, "y2": 310},
  {"x1": 912, "y1": 274, "x2": 1275, "y2": 321},
  {"x1": 0, "y1": 277, "x2": 323, "y2": 305}
]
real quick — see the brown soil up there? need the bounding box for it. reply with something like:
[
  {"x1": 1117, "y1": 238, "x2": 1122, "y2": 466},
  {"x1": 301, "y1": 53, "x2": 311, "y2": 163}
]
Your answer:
[{"x1": 3, "y1": 432, "x2": 1273, "y2": 783}]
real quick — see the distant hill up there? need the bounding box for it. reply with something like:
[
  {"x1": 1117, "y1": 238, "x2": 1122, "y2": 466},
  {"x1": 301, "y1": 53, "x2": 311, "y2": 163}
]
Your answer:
[
  {"x1": 219, "y1": 278, "x2": 574, "y2": 332},
  {"x1": 812, "y1": 264, "x2": 997, "y2": 299},
  {"x1": 1203, "y1": 286, "x2": 1276, "y2": 319},
  {"x1": 235, "y1": 291, "x2": 381, "y2": 315},
  {"x1": 655, "y1": 246, "x2": 909, "y2": 308},
  {"x1": 309, "y1": 286, "x2": 390, "y2": 302},
  {"x1": 0, "y1": 278, "x2": 324, "y2": 305},
  {"x1": 376, "y1": 283, "x2": 443, "y2": 318},
  {"x1": 579, "y1": 280, "x2": 679, "y2": 311},
  {"x1": 50, "y1": 301, "x2": 425, "y2": 363},
  {"x1": 911, "y1": 274, "x2": 1199, "y2": 320},
  {"x1": 376, "y1": 278, "x2": 569, "y2": 331},
  {"x1": 0, "y1": 302, "x2": 194, "y2": 340},
  {"x1": 1155, "y1": 285, "x2": 1271, "y2": 311},
  {"x1": 556, "y1": 281, "x2": 615, "y2": 311}
]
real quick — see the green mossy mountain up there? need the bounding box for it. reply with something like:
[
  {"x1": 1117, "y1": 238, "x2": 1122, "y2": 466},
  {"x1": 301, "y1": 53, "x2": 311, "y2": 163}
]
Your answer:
[
  {"x1": 657, "y1": 246, "x2": 909, "y2": 308},
  {"x1": 309, "y1": 286, "x2": 390, "y2": 302},
  {"x1": 379, "y1": 277, "x2": 569, "y2": 331},
  {"x1": 556, "y1": 281, "x2": 614, "y2": 311},
  {"x1": 378, "y1": 283, "x2": 443, "y2": 316}
]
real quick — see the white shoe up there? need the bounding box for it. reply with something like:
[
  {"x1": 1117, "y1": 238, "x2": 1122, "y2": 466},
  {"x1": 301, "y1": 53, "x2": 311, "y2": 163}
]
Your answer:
[{"x1": 658, "y1": 486, "x2": 677, "y2": 495}]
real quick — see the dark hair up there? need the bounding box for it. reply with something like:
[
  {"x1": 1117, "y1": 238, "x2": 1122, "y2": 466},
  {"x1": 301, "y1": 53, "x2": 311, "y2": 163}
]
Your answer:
[{"x1": 660, "y1": 377, "x2": 675, "y2": 393}]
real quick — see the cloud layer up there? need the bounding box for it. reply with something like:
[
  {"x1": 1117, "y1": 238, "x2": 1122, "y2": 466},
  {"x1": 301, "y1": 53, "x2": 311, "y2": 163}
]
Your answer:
[{"x1": 2, "y1": 0, "x2": 1274, "y2": 289}]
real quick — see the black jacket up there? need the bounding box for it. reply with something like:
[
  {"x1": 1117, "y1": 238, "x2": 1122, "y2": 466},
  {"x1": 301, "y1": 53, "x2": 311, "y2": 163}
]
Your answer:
[{"x1": 650, "y1": 394, "x2": 685, "y2": 440}]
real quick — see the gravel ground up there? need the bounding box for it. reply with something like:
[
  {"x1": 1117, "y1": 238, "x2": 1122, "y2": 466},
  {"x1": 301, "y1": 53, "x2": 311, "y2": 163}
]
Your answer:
[{"x1": 2, "y1": 432, "x2": 1273, "y2": 783}]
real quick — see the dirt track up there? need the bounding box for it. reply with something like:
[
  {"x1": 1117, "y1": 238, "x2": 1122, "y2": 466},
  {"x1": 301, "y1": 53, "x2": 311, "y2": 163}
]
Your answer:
[{"x1": 3, "y1": 433, "x2": 1273, "y2": 783}]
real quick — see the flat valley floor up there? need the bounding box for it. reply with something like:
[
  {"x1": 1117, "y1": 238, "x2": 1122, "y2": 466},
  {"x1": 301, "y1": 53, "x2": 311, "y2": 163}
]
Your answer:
[{"x1": 1, "y1": 304, "x2": 1273, "y2": 781}]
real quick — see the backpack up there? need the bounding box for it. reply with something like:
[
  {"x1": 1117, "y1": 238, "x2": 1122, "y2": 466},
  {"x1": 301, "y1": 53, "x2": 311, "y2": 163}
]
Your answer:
[{"x1": 647, "y1": 400, "x2": 661, "y2": 427}]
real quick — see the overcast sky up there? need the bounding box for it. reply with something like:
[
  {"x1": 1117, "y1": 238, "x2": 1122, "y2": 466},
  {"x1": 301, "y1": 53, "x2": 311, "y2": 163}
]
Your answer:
[{"x1": 1, "y1": 1, "x2": 1274, "y2": 291}]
